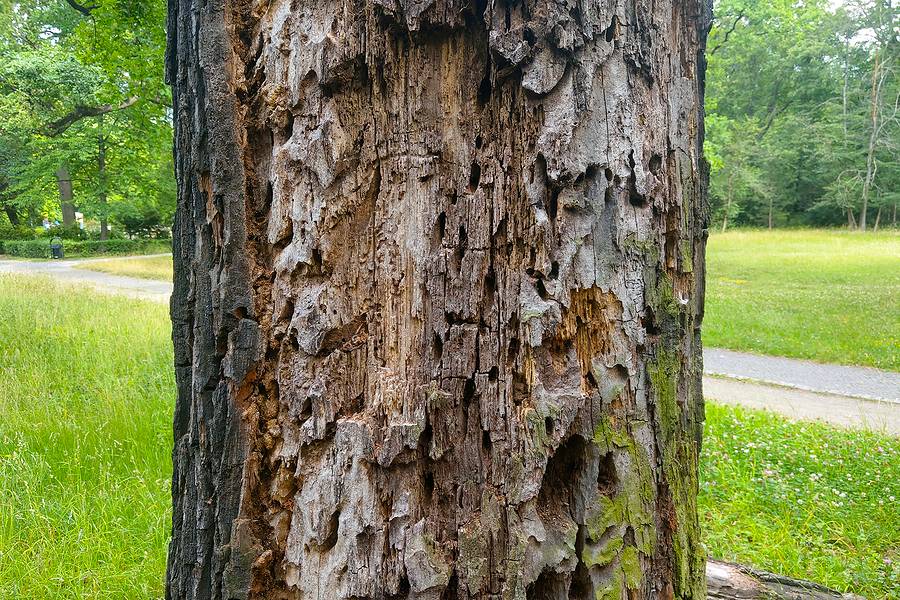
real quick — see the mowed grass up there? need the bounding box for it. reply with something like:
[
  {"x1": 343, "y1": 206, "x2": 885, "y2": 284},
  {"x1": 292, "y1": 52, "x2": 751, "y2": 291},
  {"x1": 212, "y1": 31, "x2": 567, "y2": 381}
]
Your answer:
[
  {"x1": 704, "y1": 229, "x2": 900, "y2": 370},
  {"x1": 78, "y1": 254, "x2": 173, "y2": 282},
  {"x1": 701, "y1": 402, "x2": 900, "y2": 599},
  {"x1": 0, "y1": 275, "x2": 173, "y2": 598}
]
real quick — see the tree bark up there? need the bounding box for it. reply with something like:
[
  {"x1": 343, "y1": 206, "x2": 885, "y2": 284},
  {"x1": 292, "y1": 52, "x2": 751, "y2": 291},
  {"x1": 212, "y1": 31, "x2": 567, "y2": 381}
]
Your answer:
[
  {"x1": 55, "y1": 167, "x2": 76, "y2": 227},
  {"x1": 165, "y1": 0, "x2": 711, "y2": 599},
  {"x1": 706, "y1": 561, "x2": 863, "y2": 600},
  {"x1": 98, "y1": 133, "x2": 109, "y2": 240}
]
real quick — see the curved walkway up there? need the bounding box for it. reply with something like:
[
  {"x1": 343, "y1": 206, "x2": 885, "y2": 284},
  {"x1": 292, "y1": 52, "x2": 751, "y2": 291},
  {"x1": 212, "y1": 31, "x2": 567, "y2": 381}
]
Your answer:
[
  {"x1": 0, "y1": 255, "x2": 172, "y2": 303},
  {"x1": 1, "y1": 255, "x2": 897, "y2": 433}
]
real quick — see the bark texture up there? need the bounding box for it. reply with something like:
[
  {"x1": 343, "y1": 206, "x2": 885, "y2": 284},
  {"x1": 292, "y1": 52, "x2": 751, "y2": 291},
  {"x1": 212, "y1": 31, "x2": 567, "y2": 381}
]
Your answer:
[{"x1": 165, "y1": 0, "x2": 711, "y2": 598}]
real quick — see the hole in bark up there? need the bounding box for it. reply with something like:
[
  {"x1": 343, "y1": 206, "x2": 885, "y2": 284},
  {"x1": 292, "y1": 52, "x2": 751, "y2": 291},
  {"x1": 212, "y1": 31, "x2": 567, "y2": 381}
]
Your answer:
[
  {"x1": 505, "y1": 4, "x2": 512, "y2": 29},
  {"x1": 436, "y1": 211, "x2": 447, "y2": 241},
  {"x1": 475, "y1": 135, "x2": 483, "y2": 149},
  {"x1": 544, "y1": 416, "x2": 554, "y2": 436},
  {"x1": 585, "y1": 370, "x2": 598, "y2": 390},
  {"x1": 526, "y1": 567, "x2": 568, "y2": 600},
  {"x1": 488, "y1": 366, "x2": 499, "y2": 381},
  {"x1": 569, "y1": 554, "x2": 592, "y2": 599},
  {"x1": 523, "y1": 28, "x2": 536, "y2": 44},
  {"x1": 604, "y1": 167, "x2": 613, "y2": 182},
  {"x1": 535, "y1": 278, "x2": 549, "y2": 301},
  {"x1": 597, "y1": 451, "x2": 618, "y2": 495},
  {"x1": 642, "y1": 308, "x2": 661, "y2": 336},
  {"x1": 433, "y1": 332, "x2": 444, "y2": 360},
  {"x1": 512, "y1": 371, "x2": 528, "y2": 405},
  {"x1": 397, "y1": 576, "x2": 411, "y2": 596},
  {"x1": 265, "y1": 181, "x2": 274, "y2": 209},
  {"x1": 482, "y1": 430, "x2": 492, "y2": 452},
  {"x1": 233, "y1": 306, "x2": 248, "y2": 320},
  {"x1": 547, "y1": 188, "x2": 559, "y2": 220},
  {"x1": 538, "y1": 435, "x2": 588, "y2": 520},
  {"x1": 507, "y1": 337, "x2": 520, "y2": 362},
  {"x1": 605, "y1": 15, "x2": 619, "y2": 42},
  {"x1": 628, "y1": 151, "x2": 647, "y2": 208},
  {"x1": 449, "y1": 190, "x2": 458, "y2": 205},
  {"x1": 442, "y1": 572, "x2": 459, "y2": 599},
  {"x1": 586, "y1": 164, "x2": 600, "y2": 180},
  {"x1": 463, "y1": 377, "x2": 476, "y2": 408},
  {"x1": 283, "y1": 112, "x2": 295, "y2": 137},
  {"x1": 549, "y1": 261, "x2": 560, "y2": 280},
  {"x1": 322, "y1": 510, "x2": 340, "y2": 551},
  {"x1": 422, "y1": 470, "x2": 435, "y2": 503},
  {"x1": 484, "y1": 268, "x2": 496, "y2": 297},
  {"x1": 649, "y1": 154, "x2": 663, "y2": 174},
  {"x1": 468, "y1": 162, "x2": 481, "y2": 192},
  {"x1": 478, "y1": 74, "x2": 492, "y2": 106},
  {"x1": 419, "y1": 421, "x2": 433, "y2": 455}
]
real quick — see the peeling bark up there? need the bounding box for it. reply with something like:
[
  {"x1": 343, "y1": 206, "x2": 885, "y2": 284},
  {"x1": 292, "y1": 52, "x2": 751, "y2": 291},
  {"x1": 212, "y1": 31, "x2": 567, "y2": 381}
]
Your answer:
[{"x1": 165, "y1": 0, "x2": 712, "y2": 598}]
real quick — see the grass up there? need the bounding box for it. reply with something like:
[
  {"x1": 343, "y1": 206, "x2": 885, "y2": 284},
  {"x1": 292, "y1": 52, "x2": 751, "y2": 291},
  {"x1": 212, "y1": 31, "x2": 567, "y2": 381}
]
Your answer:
[
  {"x1": 77, "y1": 254, "x2": 173, "y2": 282},
  {"x1": 0, "y1": 275, "x2": 172, "y2": 598},
  {"x1": 701, "y1": 402, "x2": 900, "y2": 599},
  {"x1": 704, "y1": 229, "x2": 900, "y2": 371}
]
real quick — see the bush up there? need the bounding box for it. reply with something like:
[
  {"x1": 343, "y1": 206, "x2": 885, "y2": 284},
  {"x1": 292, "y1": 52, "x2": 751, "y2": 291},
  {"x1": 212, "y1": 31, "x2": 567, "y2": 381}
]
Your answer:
[{"x1": 0, "y1": 238, "x2": 171, "y2": 258}]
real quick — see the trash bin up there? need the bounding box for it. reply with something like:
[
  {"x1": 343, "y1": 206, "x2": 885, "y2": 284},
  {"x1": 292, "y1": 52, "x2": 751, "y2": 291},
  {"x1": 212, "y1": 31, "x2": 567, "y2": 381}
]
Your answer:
[{"x1": 50, "y1": 236, "x2": 64, "y2": 259}]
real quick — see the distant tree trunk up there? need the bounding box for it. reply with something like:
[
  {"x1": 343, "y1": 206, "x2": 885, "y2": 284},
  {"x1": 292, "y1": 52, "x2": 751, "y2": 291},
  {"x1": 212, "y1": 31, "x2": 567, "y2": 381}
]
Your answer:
[
  {"x1": 860, "y1": 49, "x2": 887, "y2": 232},
  {"x1": 722, "y1": 171, "x2": 734, "y2": 232},
  {"x1": 98, "y1": 134, "x2": 109, "y2": 240},
  {"x1": 55, "y1": 167, "x2": 76, "y2": 227},
  {"x1": 3, "y1": 204, "x2": 18, "y2": 226},
  {"x1": 165, "y1": 0, "x2": 711, "y2": 598}
]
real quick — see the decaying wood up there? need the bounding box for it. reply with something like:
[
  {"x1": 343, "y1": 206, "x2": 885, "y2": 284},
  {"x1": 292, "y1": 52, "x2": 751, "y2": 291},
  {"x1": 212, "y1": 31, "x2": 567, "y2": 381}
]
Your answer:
[
  {"x1": 165, "y1": 0, "x2": 712, "y2": 598},
  {"x1": 706, "y1": 561, "x2": 865, "y2": 600}
]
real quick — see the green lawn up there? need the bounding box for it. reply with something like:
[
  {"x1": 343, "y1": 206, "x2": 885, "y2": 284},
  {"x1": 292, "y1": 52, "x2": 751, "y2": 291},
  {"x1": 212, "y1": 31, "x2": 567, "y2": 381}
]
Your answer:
[
  {"x1": 77, "y1": 254, "x2": 173, "y2": 282},
  {"x1": 0, "y1": 275, "x2": 172, "y2": 598},
  {"x1": 704, "y1": 229, "x2": 900, "y2": 371},
  {"x1": 701, "y1": 402, "x2": 899, "y2": 598}
]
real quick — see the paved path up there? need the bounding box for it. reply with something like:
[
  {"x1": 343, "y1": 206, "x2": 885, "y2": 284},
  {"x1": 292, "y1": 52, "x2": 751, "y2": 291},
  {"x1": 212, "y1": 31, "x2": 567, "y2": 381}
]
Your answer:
[
  {"x1": 0, "y1": 255, "x2": 172, "y2": 303},
  {"x1": 704, "y1": 347, "x2": 900, "y2": 403},
  {"x1": 2, "y1": 255, "x2": 897, "y2": 433},
  {"x1": 704, "y1": 376, "x2": 899, "y2": 436}
]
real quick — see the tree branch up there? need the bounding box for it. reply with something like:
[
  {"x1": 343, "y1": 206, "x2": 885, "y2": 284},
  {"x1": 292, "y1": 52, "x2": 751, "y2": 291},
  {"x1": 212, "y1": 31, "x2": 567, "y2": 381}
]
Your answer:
[
  {"x1": 46, "y1": 96, "x2": 139, "y2": 136},
  {"x1": 710, "y1": 10, "x2": 745, "y2": 55},
  {"x1": 64, "y1": 0, "x2": 99, "y2": 17}
]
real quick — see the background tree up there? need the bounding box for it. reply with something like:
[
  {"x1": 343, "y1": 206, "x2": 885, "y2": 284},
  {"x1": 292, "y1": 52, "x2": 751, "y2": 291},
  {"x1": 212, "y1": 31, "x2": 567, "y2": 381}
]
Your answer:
[
  {"x1": 166, "y1": 0, "x2": 710, "y2": 598},
  {"x1": 704, "y1": 0, "x2": 899, "y2": 229},
  {"x1": 0, "y1": 0, "x2": 173, "y2": 238}
]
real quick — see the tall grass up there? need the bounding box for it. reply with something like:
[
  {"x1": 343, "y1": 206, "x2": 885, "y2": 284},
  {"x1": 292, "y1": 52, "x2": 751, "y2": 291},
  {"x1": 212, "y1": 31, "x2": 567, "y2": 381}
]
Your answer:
[{"x1": 0, "y1": 275, "x2": 172, "y2": 598}]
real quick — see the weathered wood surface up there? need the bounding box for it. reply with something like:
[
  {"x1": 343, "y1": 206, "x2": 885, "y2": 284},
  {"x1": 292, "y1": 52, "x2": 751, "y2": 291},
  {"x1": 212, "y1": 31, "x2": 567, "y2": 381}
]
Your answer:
[
  {"x1": 165, "y1": 0, "x2": 712, "y2": 598},
  {"x1": 706, "y1": 561, "x2": 865, "y2": 600}
]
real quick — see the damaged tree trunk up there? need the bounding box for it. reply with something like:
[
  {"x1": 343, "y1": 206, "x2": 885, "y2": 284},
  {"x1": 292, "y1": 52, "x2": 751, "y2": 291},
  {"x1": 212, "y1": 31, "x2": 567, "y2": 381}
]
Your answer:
[{"x1": 165, "y1": 0, "x2": 711, "y2": 598}]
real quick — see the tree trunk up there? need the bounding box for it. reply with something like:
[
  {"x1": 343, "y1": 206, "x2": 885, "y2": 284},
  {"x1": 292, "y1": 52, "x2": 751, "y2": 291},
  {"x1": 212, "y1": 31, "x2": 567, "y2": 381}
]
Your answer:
[
  {"x1": 98, "y1": 134, "x2": 109, "y2": 240},
  {"x1": 165, "y1": 1, "x2": 711, "y2": 599},
  {"x1": 3, "y1": 204, "x2": 18, "y2": 226},
  {"x1": 55, "y1": 167, "x2": 76, "y2": 227}
]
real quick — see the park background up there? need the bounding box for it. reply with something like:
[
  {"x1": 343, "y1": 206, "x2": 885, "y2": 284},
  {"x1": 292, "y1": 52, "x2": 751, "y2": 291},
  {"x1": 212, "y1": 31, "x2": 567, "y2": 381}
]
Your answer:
[{"x1": 0, "y1": 0, "x2": 898, "y2": 598}]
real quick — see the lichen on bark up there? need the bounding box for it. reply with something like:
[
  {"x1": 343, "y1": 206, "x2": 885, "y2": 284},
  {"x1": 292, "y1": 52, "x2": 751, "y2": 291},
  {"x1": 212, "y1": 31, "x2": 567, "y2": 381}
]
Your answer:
[{"x1": 165, "y1": 0, "x2": 712, "y2": 598}]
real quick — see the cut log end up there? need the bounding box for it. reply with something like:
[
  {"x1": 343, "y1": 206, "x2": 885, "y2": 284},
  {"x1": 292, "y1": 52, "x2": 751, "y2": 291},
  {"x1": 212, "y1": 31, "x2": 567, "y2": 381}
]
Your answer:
[{"x1": 706, "y1": 560, "x2": 866, "y2": 600}]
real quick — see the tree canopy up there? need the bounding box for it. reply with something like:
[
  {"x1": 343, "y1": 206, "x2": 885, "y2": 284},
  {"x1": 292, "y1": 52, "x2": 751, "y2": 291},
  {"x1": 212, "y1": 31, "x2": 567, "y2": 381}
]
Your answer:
[
  {"x1": 0, "y1": 0, "x2": 173, "y2": 238},
  {"x1": 706, "y1": 0, "x2": 898, "y2": 230}
]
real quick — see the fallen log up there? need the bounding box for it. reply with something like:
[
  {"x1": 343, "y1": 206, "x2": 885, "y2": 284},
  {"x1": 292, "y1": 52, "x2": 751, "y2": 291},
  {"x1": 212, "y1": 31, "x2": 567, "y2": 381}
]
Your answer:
[{"x1": 707, "y1": 560, "x2": 866, "y2": 599}]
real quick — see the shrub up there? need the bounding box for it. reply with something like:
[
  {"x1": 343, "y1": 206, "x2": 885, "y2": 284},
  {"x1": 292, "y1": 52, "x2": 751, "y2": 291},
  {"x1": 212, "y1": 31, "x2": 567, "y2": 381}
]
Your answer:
[{"x1": 0, "y1": 238, "x2": 171, "y2": 258}]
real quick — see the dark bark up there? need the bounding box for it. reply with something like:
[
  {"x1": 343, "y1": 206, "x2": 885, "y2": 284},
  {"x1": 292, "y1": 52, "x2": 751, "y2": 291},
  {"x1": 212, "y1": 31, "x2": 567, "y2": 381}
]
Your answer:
[
  {"x1": 55, "y1": 167, "x2": 76, "y2": 227},
  {"x1": 98, "y1": 133, "x2": 109, "y2": 240},
  {"x1": 166, "y1": 0, "x2": 711, "y2": 598}
]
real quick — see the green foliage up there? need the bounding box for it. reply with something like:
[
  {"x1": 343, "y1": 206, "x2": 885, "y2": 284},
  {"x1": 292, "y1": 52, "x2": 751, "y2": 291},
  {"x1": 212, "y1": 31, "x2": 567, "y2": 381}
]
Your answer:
[
  {"x1": 705, "y1": 0, "x2": 899, "y2": 229},
  {"x1": 700, "y1": 402, "x2": 900, "y2": 599},
  {"x1": 0, "y1": 0, "x2": 174, "y2": 235},
  {"x1": 0, "y1": 238, "x2": 171, "y2": 258},
  {"x1": 704, "y1": 229, "x2": 900, "y2": 370},
  {"x1": 0, "y1": 275, "x2": 172, "y2": 597}
]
